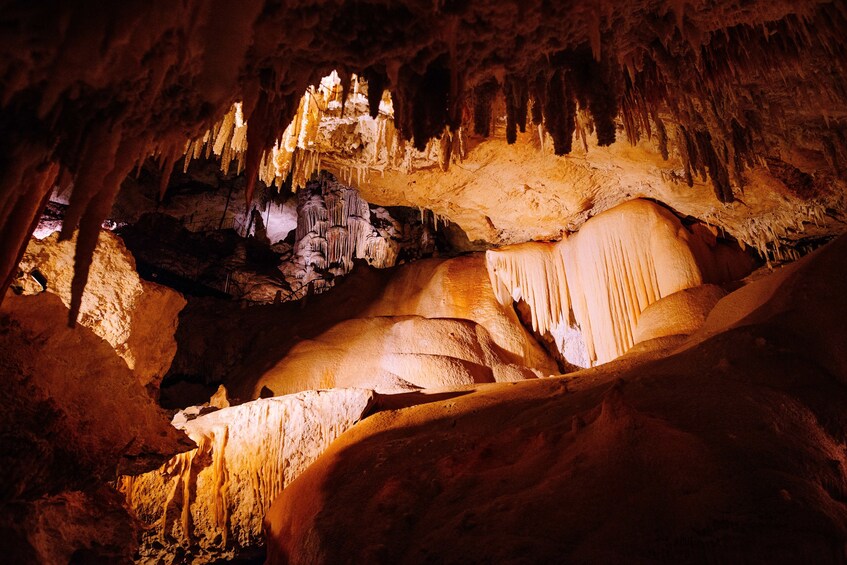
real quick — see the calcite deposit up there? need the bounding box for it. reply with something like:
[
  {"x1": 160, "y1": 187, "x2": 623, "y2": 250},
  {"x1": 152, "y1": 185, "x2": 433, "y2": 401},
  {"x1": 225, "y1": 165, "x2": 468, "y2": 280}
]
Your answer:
[
  {"x1": 2, "y1": 1, "x2": 846, "y2": 315},
  {"x1": 632, "y1": 284, "x2": 727, "y2": 345},
  {"x1": 283, "y1": 173, "x2": 437, "y2": 297},
  {"x1": 119, "y1": 388, "x2": 374, "y2": 563},
  {"x1": 254, "y1": 316, "x2": 543, "y2": 397},
  {"x1": 2, "y1": 1, "x2": 847, "y2": 563},
  {"x1": 486, "y1": 199, "x2": 753, "y2": 366}
]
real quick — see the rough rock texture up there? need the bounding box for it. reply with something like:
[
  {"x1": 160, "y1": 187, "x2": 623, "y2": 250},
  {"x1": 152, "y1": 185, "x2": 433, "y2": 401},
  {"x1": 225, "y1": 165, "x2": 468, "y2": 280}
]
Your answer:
[
  {"x1": 0, "y1": 487, "x2": 140, "y2": 565},
  {"x1": 486, "y1": 199, "x2": 753, "y2": 366},
  {"x1": 254, "y1": 316, "x2": 542, "y2": 397},
  {"x1": 633, "y1": 284, "x2": 727, "y2": 344},
  {"x1": 12, "y1": 230, "x2": 186, "y2": 388},
  {"x1": 347, "y1": 125, "x2": 844, "y2": 258},
  {"x1": 265, "y1": 234, "x2": 847, "y2": 565},
  {"x1": 114, "y1": 170, "x2": 441, "y2": 304},
  {"x1": 118, "y1": 212, "x2": 293, "y2": 303},
  {"x1": 0, "y1": 292, "x2": 191, "y2": 561},
  {"x1": 119, "y1": 388, "x2": 374, "y2": 564}
]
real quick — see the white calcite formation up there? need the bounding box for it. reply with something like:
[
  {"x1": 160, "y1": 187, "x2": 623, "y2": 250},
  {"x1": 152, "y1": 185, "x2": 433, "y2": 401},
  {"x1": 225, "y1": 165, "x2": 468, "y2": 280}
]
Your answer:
[
  {"x1": 486, "y1": 199, "x2": 752, "y2": 367},
  {"x1": 119, "y1": 388, "x2": 374, "y2": 564},
  {"x1": 12, "y1": 230, "x2": 186, "y2": 388},
  {"x1": 285, "y1": 174, "x2": 434, "y2": 295}
]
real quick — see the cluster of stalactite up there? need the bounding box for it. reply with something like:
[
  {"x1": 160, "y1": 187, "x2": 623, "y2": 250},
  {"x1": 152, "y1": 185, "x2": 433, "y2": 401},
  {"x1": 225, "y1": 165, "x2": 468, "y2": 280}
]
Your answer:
[
  {"x1": 470, "y1": 49, "x2": 619, "y2": 156},
  {"x1": 1, "y1": 0, "x2": 845, "y2": 323},
  {"x1": 618, "y1": 3, "x2": 847, "y2": 203}
]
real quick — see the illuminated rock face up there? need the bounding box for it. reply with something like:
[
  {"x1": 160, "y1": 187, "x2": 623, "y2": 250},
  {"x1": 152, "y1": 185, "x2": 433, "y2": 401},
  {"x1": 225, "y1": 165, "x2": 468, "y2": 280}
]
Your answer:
[
  {"x1": 360, "y1": 255, "x2": 557, "y2": 373},
  {"x1": 250, "y1": 254, "x2": 558, "y2": 398},
  {"x1": 633, "y1": 284, "x2": 727, "y2": 345},
  {"x1": 119, "y1": 388, "x2": 374, "y2": 563},
  {"x1": 2, "y1": 1, "x2": 846, "y2": 322},
  {"x1": 254, "y1": 316, "x2": 543, "y2": 397},
  {"x1": 264, "y1": 235, "x2": 847, "y2": 565},
  {"x1": 12, "y1": 230, "x2": 186, "y2": 388},
  {"x1": 487, "y1": 199, "x2": 753, "y2": 366}
]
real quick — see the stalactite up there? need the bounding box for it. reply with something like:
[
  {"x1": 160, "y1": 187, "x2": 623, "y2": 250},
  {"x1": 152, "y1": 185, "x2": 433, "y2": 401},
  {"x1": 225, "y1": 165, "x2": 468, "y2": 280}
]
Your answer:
[
  {"x1": 68, "y1": 136, "x2": 144, "y2": 326},
  {"x1": 473, "y1": 81, "x2": 498, "y2": 137},
  {"x1": 531, "y1": 73, "x2": 546, "y2": 126},
  {"x1": 504, "y1": 79, "x2": 518, "y2": 145},
  {"x1": 291, "y1": 174, "x2": 409, "y2": 294},
  {"x1": 363, "y1": 68, "x2": 387, "y2": 119},
  {"x1": 59, "y1": 125, "x2": 122, "y2": 243},
  {"x1": 1, "y1": 0, "x2": 845, "y2": 315},
  {"x1": 654, "y1": 113, "x2": 669, "y2": 160},
  {"x1": 502, "y1": 75, "x2": 529, "y2": 144},
  {"x1": 543, "y1": 70, "x2": 576, "y2": 156},
  {"x1": 586, "y1": 60, "x2": 618, "y2": 147},
  {"x1": 0, "y1": 158, "x2": 59, "y2": 300},
  {"x1": 694, "y1": 131, "x2": 733, "y2": 203},
  {"x1": 410, "y1": 58, "x2": 452, "y2": 152}
]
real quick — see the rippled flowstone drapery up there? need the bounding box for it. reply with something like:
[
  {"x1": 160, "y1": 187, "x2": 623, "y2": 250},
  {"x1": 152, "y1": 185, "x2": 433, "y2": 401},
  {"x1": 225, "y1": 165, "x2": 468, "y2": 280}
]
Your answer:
[
  {"x1": 486, "y1": 199, "x2": 753, "y2": 367},
  {"x1": 119, "y1": 388, "x2": 374, "y2": 563}
]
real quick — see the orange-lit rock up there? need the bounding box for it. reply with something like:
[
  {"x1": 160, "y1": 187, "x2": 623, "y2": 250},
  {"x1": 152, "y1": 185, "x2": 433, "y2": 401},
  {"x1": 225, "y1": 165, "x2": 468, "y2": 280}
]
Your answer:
[
  {"x1": 633, "y1": 284, "x2": 727, "y2": 345},
  {"x1": 12, "y1": 230, "x2": 186, "y2": 389},
  {"x1": 265, "y1": 234, "x2": 847, "y2": 565},
  {"x1": 253, "y1": 316, "x2": 543, "y2": 397},
  {"x1": 252, "y1": 253, "x2": 557, "y2": 397},
  {"x1": 119, "y1": 388, "x2": 374, "y2": 563},
  {"x1": 486, "y1": 199, "x2": 753, "y2": 366}
]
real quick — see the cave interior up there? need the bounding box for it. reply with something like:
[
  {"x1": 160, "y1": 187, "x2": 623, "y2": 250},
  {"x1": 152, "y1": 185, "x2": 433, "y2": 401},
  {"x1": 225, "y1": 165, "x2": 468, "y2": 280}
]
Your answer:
[{"x1": 2, "y1": 1, "x2": 847, "y2": 563}]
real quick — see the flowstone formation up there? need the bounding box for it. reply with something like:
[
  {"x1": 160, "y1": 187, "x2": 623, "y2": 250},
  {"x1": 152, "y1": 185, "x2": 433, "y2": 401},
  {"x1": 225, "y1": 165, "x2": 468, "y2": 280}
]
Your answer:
[
  {"x1": 265, "y1": 234, "x2": 847, "y2": 565},
  {"x1": 486, "y1": 199, "x2": 753, "y2": 366},
  {"x1": 119, "y1": 388, "x2": 374, "y2": 564}
]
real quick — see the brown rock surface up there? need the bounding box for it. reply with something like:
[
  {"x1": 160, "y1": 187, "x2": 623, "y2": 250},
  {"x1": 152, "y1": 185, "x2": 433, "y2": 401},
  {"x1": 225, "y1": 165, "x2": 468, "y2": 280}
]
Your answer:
[
  {"x1": 264, "y1": 235, "x2": 847, "y2": 564},
  {"x1": 120, "y1": 388, "x2": 374, "y2": 563},
  {"x1": 13, "y1": 230, "x2": 186, "y2": 389},
  {"x1": 0, "y1": 291, "x2": 191, "y2": 560}
]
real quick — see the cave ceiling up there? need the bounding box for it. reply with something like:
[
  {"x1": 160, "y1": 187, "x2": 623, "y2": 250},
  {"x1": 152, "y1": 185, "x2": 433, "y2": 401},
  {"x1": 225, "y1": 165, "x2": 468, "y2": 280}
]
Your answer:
[{"x1": 1, "y1": 0, "x2": 846, "y2": 321}]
